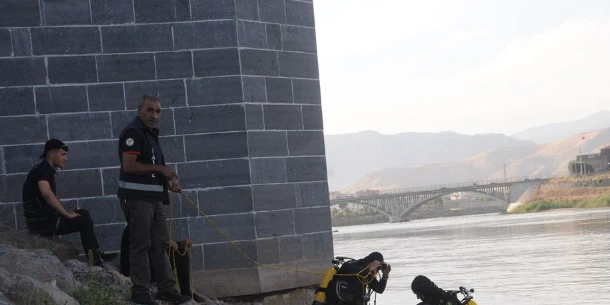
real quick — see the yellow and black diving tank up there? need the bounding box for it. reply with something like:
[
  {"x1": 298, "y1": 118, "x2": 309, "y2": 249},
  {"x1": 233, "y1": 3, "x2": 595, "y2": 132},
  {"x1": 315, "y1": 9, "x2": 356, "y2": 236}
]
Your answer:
[{"x1": 312, "y1": 267, "x2": 337, "y2": 305}]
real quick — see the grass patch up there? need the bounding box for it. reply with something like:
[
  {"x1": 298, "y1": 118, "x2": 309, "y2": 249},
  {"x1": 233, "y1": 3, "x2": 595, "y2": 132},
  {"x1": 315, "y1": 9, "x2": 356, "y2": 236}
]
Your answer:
[{"x1": 510, "y1": 195, "x2": 610, "y2": 214}]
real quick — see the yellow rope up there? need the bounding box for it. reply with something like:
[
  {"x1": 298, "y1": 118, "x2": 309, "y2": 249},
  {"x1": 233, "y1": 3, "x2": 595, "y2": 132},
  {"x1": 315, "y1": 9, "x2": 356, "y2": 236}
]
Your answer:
[{"x1": 176, "y1": 191, "x2": 373, "y2": 280}]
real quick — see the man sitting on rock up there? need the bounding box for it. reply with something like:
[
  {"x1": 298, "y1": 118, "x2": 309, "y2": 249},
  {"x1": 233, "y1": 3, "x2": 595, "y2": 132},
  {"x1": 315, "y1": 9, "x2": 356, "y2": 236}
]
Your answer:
[
  {"x1": 119, "y1": 225, "x2": 206, "y2": 303},
  {"x1": 22, "y1": 139, "x2": 117, "y2": 266}
]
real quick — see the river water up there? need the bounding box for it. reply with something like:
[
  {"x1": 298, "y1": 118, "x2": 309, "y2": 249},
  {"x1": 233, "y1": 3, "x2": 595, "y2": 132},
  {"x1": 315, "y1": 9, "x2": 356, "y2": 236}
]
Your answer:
[{"x1": 332, "y1": 208, "x2": 610, "y2": 305}]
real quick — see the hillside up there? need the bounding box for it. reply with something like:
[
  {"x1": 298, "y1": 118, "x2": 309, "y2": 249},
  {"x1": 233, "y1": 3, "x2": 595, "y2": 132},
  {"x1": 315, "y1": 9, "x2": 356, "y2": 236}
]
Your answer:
[
  {"x1": 511, "y1": 111, "x2": 610, "y2": 144},
  {"x1": 324, "y1": 131, "x2": 533, "y2": 191},
  {"x1": 344, "y1": 128, "x2": 610, "y2": 192}
]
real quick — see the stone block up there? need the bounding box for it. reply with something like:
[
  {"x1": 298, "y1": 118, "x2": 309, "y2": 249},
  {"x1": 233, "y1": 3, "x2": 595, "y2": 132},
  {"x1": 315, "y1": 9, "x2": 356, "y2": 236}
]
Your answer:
[
  {"x1": 31, "y1": 27, "x2": 100, "y2": 55},
  {"x1": 281, "y1": 25, "x2": 316, "y2": 53},
  {"x1": 295, "y1": 182, "x2": 330, "y2": 208},
  {"x1": 95, "y1": 224, "x2": 125, "y2": 251},
  {"x1": 0, "y1": 87, "x2": 35, "y2": 116},
  {"x1": 0, "y1": 58, "x2": 46, "y2": 86},
  {"x1": 266, "y1": 77, "x2": 293, "y2": 104},
  {"x1": 302, "y1": 105, "x2": 323, "y2": 130},
  {"x1": 101, "y1": 167, "x2": 120, "y2": 196},
  {"x1": 256, "y1": 238, "x2": 279, "y2": 264},
  {"x1": 0, "y1": 148, "x2": 4, "y2": 175},
  {"x1": 237, "y1": 21, "x2": 267, "y2": 48},
  {"x1": 285, "y1": 0, "x2": 315, "y2": 27},
  {"x1": 191, "y1": 0, "x2": 235, "y2": 20},
  {"x1": 111, "y1": 110, "x2": 175, "y2": 139},
  {"x1": 193, "y1": 49, "x2": 240, "y2": 77},
  {"x1": 278, "y1": 235, "x2": 303, "y2": 262},
  {"x1": 184, "y1": 131, "x2": 248, "y2": 161},
  {"x1": 258, "y1": 0, "x2": 286, "y2": 24},
  {"x1": 292, "y1": 79, "x2": 321, "y2": 104},
  {"x1": 35, "y1": 86, "x2": 88, "y2": 114},
  {"x1": 263, "y1": 104, "x2": 302, "y2": 130},
  {"x1": 174, "y1": 21, "x2": 237, "y2": 50},
  {"x1": 155, "y1": 51, "x2": 193, "y2": 79},
  {"x1": 187, "y1": 77, "x2": 243, "y2": 105},
  {"x1": 47, "y1": 56, "x2": 97, "y2": 84},
  {"x1": 235, "y1": 0, "x2": 259, "y2": 21},
  {"x1": 0, "y1": 173, "x2": 27, "y2": 202},
  {"x1": 133, "y1": 0, "x2": 190, "y2": 23},
  {"x1": 252, "y1": 184, "x2": 296, "y2": 211},
  {"x1": 48, "y1": 112, "x2": 112, "y2": 141},
  {"x1": 247, "y1": 131, "x2": 288, "y2": 157},
  {"x1": 242, "y1": 77, "x2": 266, "y2": 103},
  {"x1": 287, "y1": 131, "x2": 325, "y2": 156},
  {"x1": 79, "y1": 196, "x2": 123, "y2": 224},
  {"x1": 266, "y1": 24, "x2": 282, "y2": 50},
  {"x1": 255, "y1": 210, "x2": 295, "y2": 238},
  {"x1": 203, "y1": 241, "x2": 257, "y2": 270},
  {"x1": 10, "y1": 28, "x2": 33, "y2": 56},
  {"x1": 102, "y1": 24, "x2": 173, "y2": 53},
  {"x1": 286, "y1": 156, "x2": 327, "y2": 182},
  {"x1": 197, "y1": 186, "x2": 253, "y2": 216},
  {"x1": 178, "y1": 159, "x2": 250, "y2": 189},
  {"x1": 170, "y1": 189, "x2": 198, "y2": 218},
  {"x1": 174, "y1": 105, "x2": 246, "y2": 134},
  {"x1": 278, "y1": 51, "x2": 319, "y2": 78},
  {"x1": 0, "y1": 0, "x2": 40, "y2": 27},
  {"x1": 124, "y1": 80, "x2": 186, "y2": 109},
  {"x1": 245, "y1": 104, "x2": 265, "y2": 130},
  {"x1": 0, "y1": 116, "x2": 47, "y2": 145},
  {"x1": 250, "y1": 158, "x2": 287, "y2": 184},
  {"x1": 191, "y1": 245, "x2": 204, "y2": 271},
  {"x1": 0, "y1": 29, "x2": 11, "y2": 56},
  {"x1": 61, "y1": 140, "x2": 118, "y2": 170},
  {"x1": 159, "y1": 136, "x2": 185, "y2": 163},
  {"x1": 193, "y1": 267, "x2": 260, "y2": 297},
  {"x1": 302, "y1": 231, "x2": 333, "y2": 259},
  {"x1": 295, "y1": 207, "x2": 331, "y2": 234},
  {"x1": 96, "y1": 54, "x2": 156, "y2": 82},
  {"x1": 91, "y1": 0, "x2": 134, "y2": 24},
  {"x1": 296, "y1": 258, "x2": 331, "y2": 287},
  {"x1": 3, "y1": 144, "x2": 43, "y2": 174},
  {"x1": 87, "y1": 83, "x2": 125, "y2": 111},
  {"x1": 196, "y1": 213, "x2": 255, "y2": 243},
  {"x1": 240, "y1": 49, "x2": 279, "y2": 76},
  {"x1": 0, "y1": 203, "x2": 16, "y2": 229},
  {"x1": 168, "y1": 217, "x2": 190, "y2": 242},
  {"x1": 41, "y1": 0, "x2": 91, "y2": 25},
  {"x1": 56, "y1": 169, "x2": 103, "y2": 199}
]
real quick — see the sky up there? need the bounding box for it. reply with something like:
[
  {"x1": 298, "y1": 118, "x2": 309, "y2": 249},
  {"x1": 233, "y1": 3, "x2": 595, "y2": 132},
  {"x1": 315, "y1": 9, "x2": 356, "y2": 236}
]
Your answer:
[{"x1": 313, "y1": 0, "x2": 610, "y2": 136}]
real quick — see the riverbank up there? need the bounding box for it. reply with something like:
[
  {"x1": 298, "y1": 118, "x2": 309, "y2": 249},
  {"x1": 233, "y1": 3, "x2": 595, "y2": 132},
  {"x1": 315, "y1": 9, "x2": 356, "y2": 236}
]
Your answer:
[{"x1": 510, "y1": 194, "x2": 610, "y2": 213}]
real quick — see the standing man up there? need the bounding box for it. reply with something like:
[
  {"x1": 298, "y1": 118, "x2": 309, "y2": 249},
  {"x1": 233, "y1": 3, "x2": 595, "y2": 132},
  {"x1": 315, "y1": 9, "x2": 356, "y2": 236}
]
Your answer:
[
  {"x1": 117, "y1": 95, "x2": 191, "y2": 305},
  {"x1": 22, "y1": 138, "x2": 117, "y2": 266}
]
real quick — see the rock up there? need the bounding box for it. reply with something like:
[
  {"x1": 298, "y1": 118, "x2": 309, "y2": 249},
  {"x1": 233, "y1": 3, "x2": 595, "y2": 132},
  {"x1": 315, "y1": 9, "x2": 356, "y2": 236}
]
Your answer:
[
  {"x1": 0, "y1": 292, "x2": 16, "y2": 305},
  {"x1": 0, "y1": 231, "x2": 80, "y2": 261},
  {"x1": 0, "y1": 267, "x2": 13, "y2": 293},
  {"x1": 6, "y1": 274, "x2": 79, "y2": 305},
  {"x1": 0, "y1": 244, "x2": 75, "y2": 294}
]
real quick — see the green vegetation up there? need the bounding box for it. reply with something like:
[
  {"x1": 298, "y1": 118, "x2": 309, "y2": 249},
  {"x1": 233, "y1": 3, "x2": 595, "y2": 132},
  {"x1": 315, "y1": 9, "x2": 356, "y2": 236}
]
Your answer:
[
  {"x1": 71, "y1": 251, "x2": 128, "y2": 305},
  {"x1": 510, "y1": 195, "x2": 610, "y2": 214}
]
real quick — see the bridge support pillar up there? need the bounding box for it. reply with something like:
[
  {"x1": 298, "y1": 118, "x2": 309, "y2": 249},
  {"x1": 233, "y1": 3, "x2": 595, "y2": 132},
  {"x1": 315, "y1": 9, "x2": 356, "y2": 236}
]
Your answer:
[{"x1": 389, "y1": 216, "x2": 402, "y2": 223}]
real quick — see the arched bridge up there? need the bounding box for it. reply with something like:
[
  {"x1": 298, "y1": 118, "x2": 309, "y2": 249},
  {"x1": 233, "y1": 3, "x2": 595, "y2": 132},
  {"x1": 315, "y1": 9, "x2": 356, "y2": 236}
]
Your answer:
[{"x1": 331, "y1": 178, "x2": 545, "y2": 222}]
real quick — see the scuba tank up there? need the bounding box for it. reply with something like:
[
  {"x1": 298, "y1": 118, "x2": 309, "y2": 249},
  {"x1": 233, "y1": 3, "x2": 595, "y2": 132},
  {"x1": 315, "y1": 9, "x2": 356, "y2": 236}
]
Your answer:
[
  {"x1": 312, "y1": 267, "x2": 337, "y2": 305},
  {"x1": 312, "y1": 256, "x2": 353, "y2": 305}
]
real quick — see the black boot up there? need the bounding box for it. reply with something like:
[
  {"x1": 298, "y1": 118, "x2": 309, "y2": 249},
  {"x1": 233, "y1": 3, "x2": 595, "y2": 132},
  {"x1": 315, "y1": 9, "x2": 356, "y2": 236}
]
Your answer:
[
  {"x1": 182, "y1": 291, "x2": 206, "y2": 303},
  {"x1": 157, "y1": 289, "x2": 191, "y2": 304}
]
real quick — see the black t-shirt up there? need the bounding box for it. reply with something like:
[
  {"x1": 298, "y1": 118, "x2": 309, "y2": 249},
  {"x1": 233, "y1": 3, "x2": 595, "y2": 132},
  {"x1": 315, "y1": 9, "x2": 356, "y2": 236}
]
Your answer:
[{"x1": 22, "y1": 160, "x2": 58, "y2": 224}]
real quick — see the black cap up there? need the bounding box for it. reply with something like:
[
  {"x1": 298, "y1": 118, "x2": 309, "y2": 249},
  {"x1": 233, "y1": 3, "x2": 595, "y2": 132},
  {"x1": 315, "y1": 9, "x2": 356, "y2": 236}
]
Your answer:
[
  {"x1": 39, "y1": 138, "x2": 69, "y2": 158},
  {"x1": 365, "y1": 251, "x2": 384, "y2": 262}
]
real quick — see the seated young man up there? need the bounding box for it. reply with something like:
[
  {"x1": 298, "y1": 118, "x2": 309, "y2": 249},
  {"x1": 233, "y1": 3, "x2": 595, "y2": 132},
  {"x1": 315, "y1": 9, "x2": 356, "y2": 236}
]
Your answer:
[
  {"x1": 120, "y1": 225, "x2": 205, "y2": 303},
  {"x1": 22, "y1": 139, "x2": 117, "y2": 266}
]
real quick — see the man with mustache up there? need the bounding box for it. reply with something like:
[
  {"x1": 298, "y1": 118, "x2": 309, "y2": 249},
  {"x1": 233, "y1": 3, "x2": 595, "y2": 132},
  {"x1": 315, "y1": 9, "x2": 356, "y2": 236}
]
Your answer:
[{"x1": 117, "y1": 95, "x2": 190, "y2": 305}]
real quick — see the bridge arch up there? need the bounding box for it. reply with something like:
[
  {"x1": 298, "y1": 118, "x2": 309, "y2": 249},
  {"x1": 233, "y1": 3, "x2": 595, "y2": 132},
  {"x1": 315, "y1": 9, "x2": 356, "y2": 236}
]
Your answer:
[
  {"x1": 330, "y1": 201, "x2": 392, "y2": 218},
  {"x1": 399, "y1": 190, "x2": 509, "y2": 219}
]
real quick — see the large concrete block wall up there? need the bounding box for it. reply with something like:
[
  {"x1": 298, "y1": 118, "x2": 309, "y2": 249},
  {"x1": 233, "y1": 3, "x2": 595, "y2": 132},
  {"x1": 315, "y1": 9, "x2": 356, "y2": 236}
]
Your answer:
[{"x1": 0, "y1": 0, "x2": 333, "y2": 297}]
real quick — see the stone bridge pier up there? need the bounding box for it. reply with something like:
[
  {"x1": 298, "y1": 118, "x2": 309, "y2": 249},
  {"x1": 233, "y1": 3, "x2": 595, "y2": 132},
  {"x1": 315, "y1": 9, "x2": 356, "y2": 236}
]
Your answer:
[{"x1": 0, "y1": 0, "x2": 332, "y2": 298}]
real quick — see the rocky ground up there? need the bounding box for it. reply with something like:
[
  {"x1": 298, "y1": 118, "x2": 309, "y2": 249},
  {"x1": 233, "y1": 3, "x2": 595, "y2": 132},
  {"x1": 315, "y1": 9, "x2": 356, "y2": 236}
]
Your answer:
[{"x1": 0, "y1": 230, "x2": 314, "y2": 305}]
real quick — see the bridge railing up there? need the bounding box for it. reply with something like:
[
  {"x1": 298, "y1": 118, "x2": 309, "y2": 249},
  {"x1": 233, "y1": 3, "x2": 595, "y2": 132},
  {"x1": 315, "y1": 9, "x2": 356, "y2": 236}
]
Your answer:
[{"x1": 335, "y1": 175, "x2": 544, "y2": 198}]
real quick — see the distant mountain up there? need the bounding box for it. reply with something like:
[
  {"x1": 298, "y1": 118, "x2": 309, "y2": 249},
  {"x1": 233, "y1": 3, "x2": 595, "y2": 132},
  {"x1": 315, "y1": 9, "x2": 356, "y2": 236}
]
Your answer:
[
  {"x1": 344, "y1": 128, "x2": 610, "y2": 192},
  {"x1": 511, "y1": 111, "x2": 610, "y2": 144},
  {"x1": 324, "y1": 131, "x2": 533, "y2": 191}
]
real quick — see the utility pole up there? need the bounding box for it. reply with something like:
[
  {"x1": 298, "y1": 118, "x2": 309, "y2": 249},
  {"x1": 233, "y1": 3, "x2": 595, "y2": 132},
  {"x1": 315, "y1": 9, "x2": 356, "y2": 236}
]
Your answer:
[
  {"x1": 503, "y1": 163, "x2": 508, "y2": 183},
  {"x1": 579, "y1": 149, "x2": 584, "y2": 176}
]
